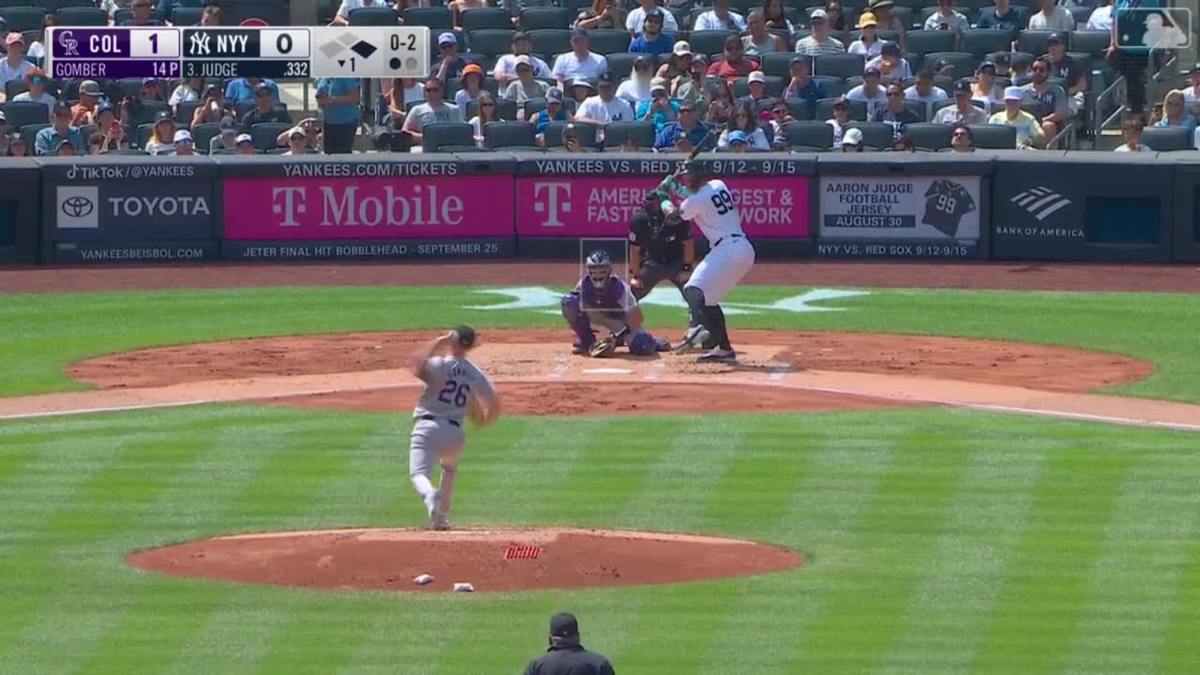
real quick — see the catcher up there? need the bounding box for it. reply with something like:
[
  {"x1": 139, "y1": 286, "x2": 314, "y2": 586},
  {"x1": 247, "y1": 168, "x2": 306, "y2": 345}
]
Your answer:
[{"x1": 561, "y1": 250, "x2": 672, "y2": 357}]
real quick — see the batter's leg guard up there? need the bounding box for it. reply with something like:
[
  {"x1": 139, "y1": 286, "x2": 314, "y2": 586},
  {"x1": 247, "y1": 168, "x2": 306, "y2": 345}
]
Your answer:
[
  {"x1": 561, "y1": 292, "x2": 595, "y2": 349},
  {"x1": 627, "y1": 331, "x2": 658, "y2": 356},
  {"x1": 675, "y1": 279, "x2": 706, "y2": 329}
]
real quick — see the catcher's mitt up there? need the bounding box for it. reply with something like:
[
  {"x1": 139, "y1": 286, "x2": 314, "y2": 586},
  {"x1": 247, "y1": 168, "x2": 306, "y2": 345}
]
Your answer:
[{"x1": 588, "y1": 334, "x2": 618, "y2": 358}]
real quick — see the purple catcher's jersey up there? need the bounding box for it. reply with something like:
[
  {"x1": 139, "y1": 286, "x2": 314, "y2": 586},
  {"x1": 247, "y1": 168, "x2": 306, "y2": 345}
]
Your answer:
[{"x1": 576, "y1": 275, "x2": 639, "y2": 315}]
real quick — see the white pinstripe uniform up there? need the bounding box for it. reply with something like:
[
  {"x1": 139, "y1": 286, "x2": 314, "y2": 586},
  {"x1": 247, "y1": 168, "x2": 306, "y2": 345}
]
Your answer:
[{"x1": 677, "y1": 180, "x2": 756, "y2": 305}]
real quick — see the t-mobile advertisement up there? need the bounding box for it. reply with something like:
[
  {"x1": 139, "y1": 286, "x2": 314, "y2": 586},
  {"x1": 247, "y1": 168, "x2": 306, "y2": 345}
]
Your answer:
[
  {"x1": 221, "y1": 175, "x2": 515, "y2": 260},
  {"x1": 514, "y1": 176, "x2": 813, "y2": 239}
]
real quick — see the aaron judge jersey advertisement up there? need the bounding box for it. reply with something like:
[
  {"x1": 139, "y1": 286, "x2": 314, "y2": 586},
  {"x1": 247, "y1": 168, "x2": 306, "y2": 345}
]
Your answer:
[{"x1": 921, "y1": 179, "x2": 976, "y2": 237}]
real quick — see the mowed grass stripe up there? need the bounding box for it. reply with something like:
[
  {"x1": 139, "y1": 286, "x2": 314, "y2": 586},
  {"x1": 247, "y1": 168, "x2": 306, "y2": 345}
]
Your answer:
[
  {"x1": 971, "y1": 447, "x2": 1135, "y2": 674},
  {"x1": 792, "y1": 426, "x2": 975, "y2": 671},
  {"x1": 878, "y1": 424, "x2": 1051, "y2": 675},
  {"x1": 252, "y1": 594, "x2": 401, "y2": 675},
  {"x1": 1156, "y1": 533, "x2": 1200, "y2": 673},
  {"x1": 1064, "y1": 444, "x2": 1200, "y2": 675}
]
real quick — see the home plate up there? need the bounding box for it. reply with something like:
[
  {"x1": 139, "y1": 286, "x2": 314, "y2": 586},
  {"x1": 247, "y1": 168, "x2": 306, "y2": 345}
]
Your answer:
[{"x1": 583, "y1": 368, "x2": 633, "y2": 375}]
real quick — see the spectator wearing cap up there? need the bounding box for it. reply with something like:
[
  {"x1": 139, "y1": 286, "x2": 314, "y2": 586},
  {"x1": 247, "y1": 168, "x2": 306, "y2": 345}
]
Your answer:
[
  {"x1": 782, "y1": 57, "x2": 824, "y2": 105},
  {"x1": 825, "y1": 96, "x2": 853, "y2": 148},
  {"x1": 743, "y1": 11, "x2": 785, "y2": 57},
  {"x1": 1, "y1": 33, "x2": 35, "y2": 86},
  {"x1": 988, "y1": 85, "x2": 1045, "y2": 148},
  {"x1": 431, "y1": 32, "x2": 468, "y2": 82},
  {"x1": 739, "y1": 70, "x2": 773, "y2": 110},
  {"x1": 568, "y1": 78, "x2": 594, "y2": 105},
  {"x1": 627, "y1": 0, "x2": 679, "y2": 36},
  {"x1": 235, "y1": 133, "x2": 256, "y2": 155},
  {"x1": 849, "y1": 12, "x2": 885, "y2": 58},
  {"x1": 502, "y1": 56, "x2": 552, "y2": 103},
  {"x1": 840, "y1": 126, "x2": 864, "y2": 151},
  {"x1": 1020, "y1": 56, "x2": 1070, "y2": 144},
  {"x1": 143, "y1": 110, "x2": 177, "y2": 155},
  {"x1": 971, "y1": 61, "x2": 1004, "y2": 111},
  {"x1": 576, "y1": 0, "x2": 624, "y2": 30},
  {"x1": 672, "y1": 53, "x2": 711, "y2": 107},
  {"x1": 1183, "y1": 64, "x2": 1200, "y2": 115},
  {"x1": 281, "y1": 126, "x2": 311, "y2": 155},
  {"x1": 795, "y1": 10, "x2": 845, "y2": 56},
  {"x1": 847, "y1": 66, "x2": 887, "y2": 118},
  {"x1": 629, "y1": 10, "x2": 675, "y2": 56},
  {"x1": 1086, "y1": 0, "x2": 1114, "y2": 31},
  {"x1": 529, "y1": 88, "x2": 569, "y2": 141},
  {"x1": 975, "y1": 0, "x2": 1028, "y2": 37},
  {"x1": 91, "y1": 104, "x2": 128, "y2": 151},
  {"x1": 211, "y1": 116, "x2": 239, "y2": 153},
  {"x1": 768, "y1": 100, "x2": 794, "y2": 148},
  {"x1": 719, "y1": 100, "x2": 771, "y2": 150},
  {"x1": 865, "y1": 42, "x2": 912, "y2": 81},
  {"x1": 56, "y1": 138, "x2": 78, "y2": 156},
  {"x1": 709, "y1": 35, "x2": 760, "y2": 83},
  {"x1": 13, "y1": 69, "x2": 56, "y2": 113},
  {"x1": 934, "y1": 80, "x2": 988, "y2": 124},
  {"x1": 225, "y1": 77, "x2": 279, "y2": 107},
  {"x1": 403, "y1": 77, "x2": 463, "y2": 149},
  {"x1": 141, "y1": 77, "x2": 167, "y2": 102},
  {"x1": 905, "y1": 68, "x2": 949, "y2": 119},
  {"x1": 36, "y1": 103, "x2": 84, "y2": 156},
  {"x1": 122, "y1": 0, "x2": 164, "y2": 26},
  {"x1": 238, "y1": 84, "x2": 290, "y2": 132},
  {"x1": 636, "y1": 78, "x2": 679, "y2": 133},
  {"x1": 69, "y1": 80, "x2": 104, "y2": 127},
  {"x1": 275, "y1": 117, "x2": 322, "y2": 151},
  {"x1": 315, "y1": 76, "x2": 361, "y2": 154},
  {"x1": 658, "y1": 41, "x2": 694, "y2": 81},
  {"x1": 454, "y1": 63, "x2": 487, "y2": 114},
  {"x1": 449, "y1": 0, "x2": 489, "y2": 29},
  {"x1": 1153, "y1": 89, "x2": 1198, "y2": 135},
  {"x1": 1028, "y1": 0, "x2": 1074, "y2": 31},
  {"x1": 654, "y1": 99, "x2": 712, "y2": 152},
  {"x1": 1114, "y1": 117, "x2": 1152, "y2": 153},
  {"x1": 724, "y1": 129, "x2": 750, "y2": 152},
  {"x1": 616, "y1": 55, "x2": 655, "y2": 104},
  {"x1": 924, "y1": 0, "x2": 970, "y2": 37},
  {"x1": 871, "y1": 81, "x2": 921, "y2": 140},
  {"x1": 695, "y1": 0, "x2": 746, "y2": 31},
  {"x1": 950, "y1": 123, "x2": 973, "y2": 152},
  {"x1": 868, "y1": 0, "x2": 906, "y2": 51},
  {"x1": 330, "y1": 0, "x2": 391, "y2": 26},
  {"x1": 576, "y1": 71, "x2": 635, "y2": 127},
  {"x1": 494, "y1": 33, "x2": 552, "y2": 86},
  {"x1": 552, "y1": 30, "x2": 608, "y2": 90},
  {"x1": 1044, "y1": 32, "x2": 1085, "y2": 109},
  {"x1": 172, "y1": 129, "x2": 195, "y2": 155},
  {"x1": 190, "y1": 83, "x2": 229, "y2": 130},
  {"x1": 7, "y1": 133, "x2": 27, "y2": 157}
]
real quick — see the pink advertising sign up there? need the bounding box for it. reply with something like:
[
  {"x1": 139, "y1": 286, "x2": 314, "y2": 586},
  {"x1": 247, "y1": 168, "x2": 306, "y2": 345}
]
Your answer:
[
  {"x1": 222, "y1": 175, "x2": 514, "y2": 240},
  {"x1": 514, "y1": 175, "x2": 812, "y2": 238}
]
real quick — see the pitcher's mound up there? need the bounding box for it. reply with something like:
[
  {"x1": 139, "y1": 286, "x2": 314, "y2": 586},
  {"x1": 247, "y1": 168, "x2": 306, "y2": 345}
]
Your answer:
[{"x1": 127, "y1": 528, "x2": 804, "y2": 593}]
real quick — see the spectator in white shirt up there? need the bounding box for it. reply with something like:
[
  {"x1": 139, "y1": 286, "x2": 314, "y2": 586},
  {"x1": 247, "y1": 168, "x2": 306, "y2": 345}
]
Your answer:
[
  {"x1": 0, "y1": 33, "x2": 35, "y2": 86},
  {"x1": 493, "y1": 33, "x2": 552, "y2": 86},
  {"x1": 905, "y1": 68, "x2": 949, "y2": 118},
  {"x1": 847, "y1": 66, "x2": 887, "y2": 118},
  {"x1": 12, "y1": 69, "x2": 56, "y2": 112},
  {"x1": 1183, "y1": 63, "x2": 1200, "y2": 115},
  {"x1": 694, "y1": 0, "x2": 746, "y2": 32},
  {"x1": 552, "y1": 29, "x2": 609, "y2": 90},
  {"x1": 795, "y1": 10, "x2": 845, "y2": 56},
  {"x1": 826, "y1": 96, "x2": 852, "y2": 148},
  {"x1": 923, "y1": 0, "x2": 970, "y2": 37},
  {"x1": 1086, "y1": 0, "x2": 1114, "y2": 31},
  {"x1": 574, "y1": 71, "x2": 635, "y2": 126},
  {"x1": 1115, "y1": 117, "x2": 1152, "y2": 152},
  {"x1": 329, "y1": 0, "x2": 390, "y2": 25},
  {"x1": 617, "y1": 55, "x2": 656, "y2": 105},
  {"x1": 627, "y1": 0, "x2": 680, "y2": 35},
  {"x1": 933, "y1": 80, "x2": 988, "y2": 124},
  {"x1": 866, "y1": 42, "x2": 912, "y2": 81},
  {"x1": 1027, "y1": 0, "x2": 1075, "y2": 31},
  {"x1": 848, "y1": 12, "x2": 886, "y2": 58}
]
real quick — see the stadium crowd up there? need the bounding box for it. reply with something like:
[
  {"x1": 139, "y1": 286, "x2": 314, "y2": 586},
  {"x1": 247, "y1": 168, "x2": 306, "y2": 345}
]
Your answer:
[{"x1": 0, "y1": 0, "x2": 1194, "y2": 156}]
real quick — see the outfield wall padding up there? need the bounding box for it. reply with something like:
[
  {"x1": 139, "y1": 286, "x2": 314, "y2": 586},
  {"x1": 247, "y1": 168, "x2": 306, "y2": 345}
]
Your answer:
[{"x1": 0, "y1": 158, "x2": 41, "y2": 264}]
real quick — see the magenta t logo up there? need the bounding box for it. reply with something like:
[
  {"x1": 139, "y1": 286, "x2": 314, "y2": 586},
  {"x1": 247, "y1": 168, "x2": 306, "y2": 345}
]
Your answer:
[{"x1": 532, "y1": 182, "x2": 572, "y2": 227}]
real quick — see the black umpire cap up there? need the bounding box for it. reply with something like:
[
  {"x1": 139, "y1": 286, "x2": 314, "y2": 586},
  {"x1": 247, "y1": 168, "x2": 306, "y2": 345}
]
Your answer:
[
  {"x1": 550, "y1": 612, "x2": 579, "y2": 638},
  {"x1": 453, "y1": 325, "x2": 477, "y2": 348}
]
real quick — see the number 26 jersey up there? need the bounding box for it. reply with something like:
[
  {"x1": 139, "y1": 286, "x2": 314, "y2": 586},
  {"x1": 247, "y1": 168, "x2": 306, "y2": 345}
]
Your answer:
[
  {"x1": 413, "y1": 356, "x2": 496, "y2": 423},
  {"x1": 679, "y1": 180, "x2": 746, "y2": 242}
]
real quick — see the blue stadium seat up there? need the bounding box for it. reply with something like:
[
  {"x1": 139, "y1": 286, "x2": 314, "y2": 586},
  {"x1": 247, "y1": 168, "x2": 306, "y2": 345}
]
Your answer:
[
  {"x1": 814, "y1": 53, "x2": 865, "y2": 79},
  {"x1": 483, "y1": 120, "x2": 537, "y2": 148},
  {"x1": 172, "y1": 7, "x2": 204, "y2": 26},
  {"x1": 602, "y1": 121, "x2": 655, "y2": 148},
  {"x1": 468, "y1": 28, "x2": 516, "y2": 57},
  {"x1": 3, "y1": 100, "x2": 49, "y2": 130},
  {"x1": 847, "y1": 121, "x2": 894, "y2": 149},
  {"x1": 1141, "y1": 127, "x2": 1192, "y2": 152},
  {"x1": 404, "y1": 6, "x2": 453, "y2": 30},
  {"x1": 780, "y1": 120, "x2": 833, "y2": 151},
  {"x1": 688, "y1": 30, "x2": 735, "y2": 57},
  {"x1": 250, "y1": 122, "x2": 291, "y2": 151},
  {"x1": 519, "y1": 6, "x2": 571, "y2": 30},
  {"x1": 587, "y1": 29, "x2": 630, "y2": 55},
  {"x1": 55, "y1": 7, "x2": 108, "y2": 26},
  {"x1": 348, "y1": 6, "x2": 400, "y2": 25},
  {"x1": 904, "y1": 122, "x2": 952, "y2": 150},
  {"x1": 422, "y1": 121, "x2": 476, "y2": 152},
  {"x1": 461, "y1": 7, "x2": 513, "y2": 33},
  {"x1": 0, "y1": 6, "x2": 48, "y2": 32},
  {"x1": 527, "y1": 28, "x2": 571, "y2": 59}
]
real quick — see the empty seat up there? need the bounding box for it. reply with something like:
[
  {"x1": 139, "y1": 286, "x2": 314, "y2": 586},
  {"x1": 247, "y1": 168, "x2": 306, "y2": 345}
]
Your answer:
[
  {"x1": 55, "y1": 6, "x2": 108, "y2": 26},
  {"x1": 903, "y1": 29, "x2": 956, "y2": 57},
  {"x1": 0, "y1": 6, "x2": 48, "y2": 32},
  {"x1": 959, "y1": 29, "x2": 1013, "y2": 59},
  {"x1": 967, "y1": 123, "x2": 1016, "y2": 149},
  {"x1": 846, "y1": 121, "x2": 894, "y2": 148},
  {"x1": 191, "y1": 122, "x2": 221, "y2": 152},
  {"x1": 903, "y1": 122, "x2": 952, "y2": 150},
  {"x1": 1070, "y1": 30, "x2": 1110, "y2": 59},
  {"x1": 814, "y1": 53, "x2": 865, "y2": 79},
  {"x1": 250, "y1": 122, "x2": 291, "y2": 150},
  {"x1": 761, "y1": 52, "x2": 799, "y2": 77},
  {"x1": 461, "y1": 7, "x2": 513, "y2": 33},
  {"x1": 1017, "y1": 30, "x2": 1054, "y2": 57},
  {"x1": 1140, "y1": 126, "x2": 1192, "y2": 152},
  {"x1": 921, "y1": 51, "x2": 977, "y2": 77},
  {"x1": 527, "y1": 28, "x2": 571, "y2": 58},
  {"x1": 587, "y1": 29, "x2": 630, "y2": 54},
  {"x1": 520, "y1": 6, "x2": 571, "y2": 30},
  {"x1": 689, "y1": 30, "x2": 736, "y2": 57},
  {"x1": 544, "y1": 120, "x2": 597, "y2": 146},
  {"x1": 422, "y1": 121, "x2": 476, "y2": 152},
  {"x1": 172, "y1": 7, "x2": 205, "y2": 26},
  {"x1": 781, "y1": 120, "x2": 834, "y2": 150},
  {"x1": 2, "y1": 100, "x2": 49, "y2": 130},
  {"x1": 348, "y1": 6, "x2": 399, "y2": 25},
  {"x1": 484, "y1": 120, "x2": 537, "y2": 148},
  {"x1": 603, "y1": 121, "x2": 655, "y2": 148},
  {"x1": 604, "y1": 52, "x2": 641, "y2": 79},
  {"x1": 404, "y1": 6, "x2": 453, "y2": 30},
  {"x1": 468, "y1": 28, "x2": 516, "y2": 56}
]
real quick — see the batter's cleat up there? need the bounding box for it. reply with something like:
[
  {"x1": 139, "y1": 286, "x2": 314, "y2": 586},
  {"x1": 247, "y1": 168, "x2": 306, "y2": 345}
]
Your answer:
[
  {"x1": 697, "y1": 348, "x2": 737, "y2": 364},
  {"x1": 423, "y1": 491, "x2": 439, "y2": 518},
  {"x1": 572, "y1": 342, "x2": 593, "y2": 355},
  {"x1": 673, "y1": 325, "x2": 710, "y2": 354},
  {"x1": 430, "y1": 513, "x2": 452, "y2": 531}
]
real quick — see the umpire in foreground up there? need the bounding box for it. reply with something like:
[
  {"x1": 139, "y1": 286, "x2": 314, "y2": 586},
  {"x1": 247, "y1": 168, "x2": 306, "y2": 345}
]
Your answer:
[
  {"x1": 524, "y1": 612, "x2": 615, "y2": 675},
  {"x1": 629, "y1": 190, "x2": 705, "y2": 331}
]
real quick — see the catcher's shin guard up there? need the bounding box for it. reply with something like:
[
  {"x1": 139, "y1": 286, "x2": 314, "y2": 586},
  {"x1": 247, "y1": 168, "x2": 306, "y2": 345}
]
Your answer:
[{"x1": 560, "y1": 292, "x2": 595, "y2": 348}]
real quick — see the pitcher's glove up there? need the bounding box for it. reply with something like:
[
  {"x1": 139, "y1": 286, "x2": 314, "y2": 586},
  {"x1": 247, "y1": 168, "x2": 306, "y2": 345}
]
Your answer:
[{"x1": 588, "y1": 334, "x2": 619, "y2": 358}]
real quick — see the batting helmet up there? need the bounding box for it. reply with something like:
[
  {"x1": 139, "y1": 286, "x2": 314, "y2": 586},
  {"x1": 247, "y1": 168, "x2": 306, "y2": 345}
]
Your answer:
[{"x1": 585, "y1": 249, "x2": 612, "y2": 289}]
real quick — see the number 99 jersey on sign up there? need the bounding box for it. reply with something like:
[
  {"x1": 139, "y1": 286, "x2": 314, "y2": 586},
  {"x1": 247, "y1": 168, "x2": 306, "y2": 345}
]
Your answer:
[{"x1": 414, "y1": 356, "x2": 496, "y2": 423}]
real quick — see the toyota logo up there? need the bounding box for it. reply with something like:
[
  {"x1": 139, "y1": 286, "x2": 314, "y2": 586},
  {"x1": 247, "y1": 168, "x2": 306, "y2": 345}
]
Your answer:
[{"x1": 61, "y1": 195, "x2": 94, "y2": 218}]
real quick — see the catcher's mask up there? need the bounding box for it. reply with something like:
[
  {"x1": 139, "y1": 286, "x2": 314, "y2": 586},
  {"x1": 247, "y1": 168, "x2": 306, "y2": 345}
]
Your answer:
[{"x1": 585, "y1": 249, "x2": 612, "y2": 290}]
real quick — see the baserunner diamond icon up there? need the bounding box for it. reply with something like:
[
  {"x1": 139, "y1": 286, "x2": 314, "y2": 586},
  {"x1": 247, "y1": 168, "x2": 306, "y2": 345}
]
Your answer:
[{"x1": 351, "y1": 40, "x2": 377, "y2": 59}]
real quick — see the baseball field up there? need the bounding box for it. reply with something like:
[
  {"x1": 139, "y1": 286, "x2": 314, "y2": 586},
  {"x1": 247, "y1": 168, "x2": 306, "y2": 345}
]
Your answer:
[{"x1": 2, "y1": 261, "x2": 1199, "y2": 674}]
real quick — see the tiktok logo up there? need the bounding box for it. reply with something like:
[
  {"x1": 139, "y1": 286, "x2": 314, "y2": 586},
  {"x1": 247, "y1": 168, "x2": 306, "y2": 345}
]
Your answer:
[
  {"x1": 532, "y1": 182, "x2": 571, "y2": 227},
  {"x1": 271, "y1": 186, "x2": 307, "y2": 227}
]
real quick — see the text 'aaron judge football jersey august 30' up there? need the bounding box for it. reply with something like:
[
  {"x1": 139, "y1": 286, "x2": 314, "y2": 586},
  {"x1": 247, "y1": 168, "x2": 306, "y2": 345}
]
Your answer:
[
  {"x1": 413, "y1": 356, "x2": 496, "y2": 423},
  {"x1": 679, "y1": 180, "x2": 746, "y2": 242},
  {"x1": 921, "y1": 179, "x2": 976, "y2": 237}
]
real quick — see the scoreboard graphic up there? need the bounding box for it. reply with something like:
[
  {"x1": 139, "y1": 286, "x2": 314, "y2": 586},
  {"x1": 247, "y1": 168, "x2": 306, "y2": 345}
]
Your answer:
[{"x1": 47, "y1": 26, "x2": 429, "y2": 80}]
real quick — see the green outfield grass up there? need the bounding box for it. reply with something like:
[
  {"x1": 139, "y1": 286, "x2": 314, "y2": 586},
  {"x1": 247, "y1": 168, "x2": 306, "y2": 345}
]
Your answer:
[
  {"x1": 1, "y1": 405, "x2": 1198, "y2": 674},
  {"x1": 1, "y1": 285, "x2": 1199, "y2": 400}
]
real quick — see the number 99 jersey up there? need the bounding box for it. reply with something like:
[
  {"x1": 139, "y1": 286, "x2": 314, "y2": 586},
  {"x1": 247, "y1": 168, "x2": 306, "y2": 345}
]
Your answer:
[
  {"x1": 679, "y1": 180, "x2": 745, "y2": 243},
  {"x1": 413, "y1": 356, "x2": 496, "y2": 424}
]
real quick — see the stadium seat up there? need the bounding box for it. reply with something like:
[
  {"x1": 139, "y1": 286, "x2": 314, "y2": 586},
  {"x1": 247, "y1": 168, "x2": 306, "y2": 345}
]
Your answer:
[
  {"x1": 959, "y1": 29, "x2": 1013, "y2": 59},
  {"x1": 602, "y1": 121, "x2": 655, "y2": 148},
  {"x1": 922, "y1": 51, "x2": 977, "y2": 78},
  {"x1": 466, "y1": 97, "x2": 518, "y2": 120},
  {"x1": 42, "y1": 0, "x2": 95, "y2": 10},
  {"x1": 732, "y1": 74, "x2": 784, "y2": 98},
  {"x1": 250, "y1": 122, "x2": 291, "y2": 151},
  {"x1": 113, "y1": 8, "x2": 166, "y2": 25},
  {"x1": 761, "y1": 53, "x2": 797, "y2": 78},
  {"x1": 134, "y1": 122, "x2": 155, "y2": 149},
  {"x1": 55, "y1": 7, "x2": 108, "y2": 26},
  {"x1": 483, "y1": 120, "x2": 537, "y2": 148},
  {"x1": 445, "y1": 75, "x2": 500, "y2": 97},
  {"x1": 192, "y1": 122, "x2": 221, "y2": 152},
  {"x1": 348, "y1": 6, "x2": 400, "y2": 25},
  {"x1": 967, "y1": 123, "x2": 1016, "y2": 148},
  {"x1": 813, "y1": 75, "x2": 845, "y2": 98},
  {"x1": 461, "y1": 7, "x2": 513, "y2": 33},
  {"x1": 175, "y1": 99, "x2": 200, "y2": 124},
  {"x1": 903, "y1": 29, "x2": 956, "y2": 57},
  {"x1": 129, "y1": 100, "x2": 170, "y2": 127},
  {"x1": 814, "y1": 53, "x2": 865, "y2": 79},
  {"x1": 781, "y1": 120, "x2": 833, "y2": 150},
  {"x1": 1141, "y1": 127, "x2": 1192, "y2": 152},
  {"x1": 422, "y1": 122, "x2": 475, "y2": 152},
  {"x1": 1017, "y1": 30, "x2": 1054, "y2": 57},
  {"x1": 904, "y1": 122, "x2": 952, "y2": 150},
  {"x1": 522, "y1": 97, "x2": 547, "y2": 118},
  {"x1": 2, "y1": 101, "x2": 49, "y2": 130},
  {"x1": 21, "y1": 123, "x2": 48, "y2": 149},
  {"x1": 587, "y1": 29, "x2": 631, "y2": 54},
  {"x1": 815, "y1": 96, "x2": 867, "y2": 121},
  {"x1": 0, "y1": 7, "x2": 47, "y2": 32},
  {"x1": 520, "y1": 6, "x2": 571, "y2": 30},
  {"x1": 689, "y1": 30, "x2": 735, "y2": 57},
  {"x1": 603, "y1": 52, "x2": 639, "y2": 79},
  {"x1": 172, "y1": 7, "x2": 205, "y2": 26},
  {"x1": 1069, "y1": 5, "x2": 1091, "y2": 26},
  {"x1": 847, "y1": 121, "x2": 893, "y2": 149},
  {"x1": 404, "y1": 6, "x2": 453, "y2": 30},
  {"x1": 527, "y1": 29, "x2": 571, "y2": 59},
  {"x1": 544, "y1": 120, "x2": 597, "y2": 147},
  {"x1": 468, "y1": 28, "x2": 516, "y2": 56},
  {"x1": 1070, "y1": 31, "x2": 1110, "y2": 59},
  {"x1": 4, "y1": 79, "x2": 28, "y2": 100},
  {"x1": 849, "y1": 29, "x2": 902, "y2": 45},
  {"x1": 904, "y1": 99, "x2": 928, "y2": 121}
]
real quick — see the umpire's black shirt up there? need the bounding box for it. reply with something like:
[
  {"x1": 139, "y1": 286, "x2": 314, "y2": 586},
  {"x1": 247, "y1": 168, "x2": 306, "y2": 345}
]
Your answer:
[
  {"x1": 629, "y1": 210, "x2": 690, "y2": 264},
  {"x1": 524, "y1": 643, "x2": 615, "y2": 675}
]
